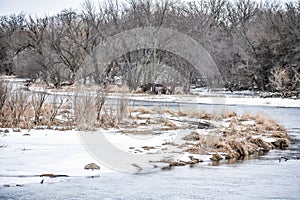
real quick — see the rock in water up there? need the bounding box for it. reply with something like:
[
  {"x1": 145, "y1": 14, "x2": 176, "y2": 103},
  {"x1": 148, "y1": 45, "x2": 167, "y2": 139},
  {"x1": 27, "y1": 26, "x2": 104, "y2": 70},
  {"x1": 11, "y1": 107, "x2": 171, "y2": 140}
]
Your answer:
[{"x1": 84, "y1": 163, "x2": 100, "y2": 171}]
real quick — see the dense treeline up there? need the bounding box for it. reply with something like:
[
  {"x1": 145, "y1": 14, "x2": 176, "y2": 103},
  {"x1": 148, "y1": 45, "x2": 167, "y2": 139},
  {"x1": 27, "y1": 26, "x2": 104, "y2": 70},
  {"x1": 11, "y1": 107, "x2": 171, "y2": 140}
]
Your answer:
[{"x1": 0, "y1": 0, "x2": 299, "y2": 93}]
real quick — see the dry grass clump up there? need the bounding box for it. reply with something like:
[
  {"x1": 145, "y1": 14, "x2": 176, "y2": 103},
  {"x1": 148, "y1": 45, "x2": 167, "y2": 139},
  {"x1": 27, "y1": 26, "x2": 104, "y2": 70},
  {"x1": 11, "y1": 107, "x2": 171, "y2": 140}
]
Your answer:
[
  {"x1": 155, "y1": 107, "x2": 186, "y2": 117},
  {"x1": 177, "y1": 107, "x2": 187, "y2": 116},
  {"x1": 229, "y1": 117, "x2": 242, "y2": 128},
  {"x1": 203, "y1": 135, "x2": 220, "y2": 150},
  {"x1": 252, "y1": 113, "x2": 286, "y2": 132},
  {"x1": 227, "y1": 139, "x2": 256, "y2": 157},
  {"x1": 185, "y1": 147, "x2": 203, "y2": 154},
  {"x1": 215, "y1": 142, "x2": 237, "y2": 158},
  {"x1": 153, "y1": 106, "x2": 176, "y2": 115},
  {"x1": 99, "y1": 106, "x2": 118, "y2": 128},
  {"x1": 272, "y1": 138, "x2": 289, "y2": 149},
  {"x1": 105, "y1": 84, "x2": 130, "y2": 93},
  {"x1": 183, "y1": 111, "x2": 290, "y2": 160},
  {"x1": 240, "y1": 112, "x2": 252, "y2": 121},
  {"x1": 222, "y1": 124, "x2": 244, "y2": 137},
  {"x1": 163, "y1": 108, "x2": 177, "y2": 116},
  {"x1": 253, "y1": 113, "x2": 275, "y2": 125},
  {"x1": 188, "y1": 110, "x2": 237, "y2": 121},
  {"x1": 222, "y1": 110, "x2": 237, "y2": 118},
  {"x1": 188, "y1": 110, "x2": 213, "y2": 120},
  {"x1": 161, "y1": 120, "x2": 179, "y2": 131},
  {"x1": 215, "y1": 138, "x2": 256, "y2": 158},
  {"x1": 271, "y1": 131, "x2": 289, "y2": 139},
  {"x1": 183, "y1": 132, "x2": 220, "y2": 154},
  {"x1": 183, "y1": 132, "x2": 202, "y2": 141},
  {"x1": 248, "y1": 137, "x2": 272, "y2": 151},
  {"x1": 137, "y1": 107, "x2": 152, "y2": 114}
]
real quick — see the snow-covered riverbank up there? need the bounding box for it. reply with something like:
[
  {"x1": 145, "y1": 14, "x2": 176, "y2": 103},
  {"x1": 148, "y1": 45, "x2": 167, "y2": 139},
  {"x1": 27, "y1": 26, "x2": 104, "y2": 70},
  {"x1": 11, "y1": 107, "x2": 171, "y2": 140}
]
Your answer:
[
  {"x1": 128, "y1": 93, "x2": 300, "y2": 108},
  {"x1": 0, "y1": 129, "x2": 114, "y2": 186},
  {"x1": 0, "y1": 104, "x2": 291, "y2": 186},
  {"x1": 0, "y1": 77, "x2": 298, "y2": 187},
  {"x1": 2, "y1": 75, "x2": 299, "y2": 108}
]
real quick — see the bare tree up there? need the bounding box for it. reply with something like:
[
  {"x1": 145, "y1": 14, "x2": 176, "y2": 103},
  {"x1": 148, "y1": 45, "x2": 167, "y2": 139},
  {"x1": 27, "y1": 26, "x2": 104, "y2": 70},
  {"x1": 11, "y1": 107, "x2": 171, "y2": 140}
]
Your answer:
[{"x1": 0, "y1": 0, "x2": 299, "y2": 93}]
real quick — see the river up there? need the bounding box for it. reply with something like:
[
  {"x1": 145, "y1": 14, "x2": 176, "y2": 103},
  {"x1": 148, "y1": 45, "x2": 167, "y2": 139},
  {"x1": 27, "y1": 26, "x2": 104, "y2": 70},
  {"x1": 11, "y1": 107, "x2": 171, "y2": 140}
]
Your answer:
[{"x1": 1, "y1": 100, "x2": 300, "y2": 200}]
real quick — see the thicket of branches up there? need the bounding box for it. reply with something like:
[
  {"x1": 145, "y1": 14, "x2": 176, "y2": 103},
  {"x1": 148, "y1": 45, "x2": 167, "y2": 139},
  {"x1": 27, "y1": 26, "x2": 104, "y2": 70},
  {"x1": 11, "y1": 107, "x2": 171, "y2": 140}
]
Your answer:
[{"x1": 0, "y1": 0, "x2": 299, "y2": 93}]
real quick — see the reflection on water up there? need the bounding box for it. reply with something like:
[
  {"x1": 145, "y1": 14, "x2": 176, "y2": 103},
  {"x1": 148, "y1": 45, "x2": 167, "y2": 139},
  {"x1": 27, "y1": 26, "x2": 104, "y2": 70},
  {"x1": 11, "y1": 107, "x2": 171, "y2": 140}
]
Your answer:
[
  {"x1": 1, "y1": 102, "x2": 300, "y2": 199},
  {"x1": 210, "y1": 153, "x2": 265, "y2": 166}
]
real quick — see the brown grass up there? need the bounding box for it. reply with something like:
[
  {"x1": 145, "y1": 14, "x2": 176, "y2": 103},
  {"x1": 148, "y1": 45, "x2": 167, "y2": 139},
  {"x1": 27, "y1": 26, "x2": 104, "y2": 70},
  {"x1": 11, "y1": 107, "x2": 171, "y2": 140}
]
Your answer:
[
  {"x1": 164, "y1": 109, "x2": 177, "y2": 116},
  {"x1": 248, "y1": 137, "x2": 272, "y2": 151},
  {"x1": 137, "y1": 107, "x2": 152, "y2": 114},
  {"x1": 188, "y1": 110, "x2": 213, "y2": 120},
  {"x1": 240, "y1": 112, "x2": 252, "y2": 121},
  {"x1": 160, "y1": 120, "x2": 179, "y2": 131},
  {"x1": 105, "y1": 84, "x2": 130, "y2": 93},
  {"x1": 222, "y1": 110, "x2": 237, "y2": 118},
  {"x1": 185, "y1": 110, "x2": 290, "y2": 160},
  {"x1": 183, "y1": 132, "x2": 202, "y2": 141}
]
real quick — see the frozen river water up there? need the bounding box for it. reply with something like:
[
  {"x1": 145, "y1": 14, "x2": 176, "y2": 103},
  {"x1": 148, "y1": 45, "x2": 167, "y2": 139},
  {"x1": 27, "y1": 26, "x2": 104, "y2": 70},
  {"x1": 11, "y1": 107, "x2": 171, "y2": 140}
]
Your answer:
[{"x1": 1, "y1": 100, "x2": 300, "y2": 199}]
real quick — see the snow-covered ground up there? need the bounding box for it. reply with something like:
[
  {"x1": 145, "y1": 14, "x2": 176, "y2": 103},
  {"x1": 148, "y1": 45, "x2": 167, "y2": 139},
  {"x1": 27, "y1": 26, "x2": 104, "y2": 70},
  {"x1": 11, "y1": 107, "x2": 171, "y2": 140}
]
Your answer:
[
  {"x1": 0, "y1": 129, "x2": 113, "y2": 186},
  {"x1": 128, "y1": 94, "x2": 300, "y2": 108},
  {"x1": 0, "y1": 128, "x2": 207, "y2": 185}
]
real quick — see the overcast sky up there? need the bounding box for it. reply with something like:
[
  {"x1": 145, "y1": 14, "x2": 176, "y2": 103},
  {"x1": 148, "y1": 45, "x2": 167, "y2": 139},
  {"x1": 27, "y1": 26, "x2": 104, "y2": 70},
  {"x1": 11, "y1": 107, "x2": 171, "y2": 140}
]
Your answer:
[
  {"x1": 0, "y1": 0, "x2": 86, "y2": 16},
  {"x1": 0, "y1": 0, "x2": 296, "y2": 17}
]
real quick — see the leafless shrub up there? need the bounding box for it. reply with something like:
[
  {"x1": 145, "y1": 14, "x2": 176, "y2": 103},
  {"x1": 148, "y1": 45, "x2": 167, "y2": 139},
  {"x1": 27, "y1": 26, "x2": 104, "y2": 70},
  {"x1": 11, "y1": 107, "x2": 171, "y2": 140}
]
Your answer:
[
  {"x1": 100, "y1": 105, "x2": 119, "y2": 128},
  {"x1": 48, "y1": 94, "x2": 64, "y2": 125},
  {"x1": 95, "y1": 90, "x2": 107, "y2": 121},
  {"x1": 290, "y1": 68, "x2": 300, "y2": 92},
  {"x1": 269, "y1": 67, "x2": 290, "y2": 92},
  {"x1": 0, "y1": 81, "x2": 9, "y2": 112},
  {"x1": 0, "y1": 82, "x2": 9, "y2": 127},
  {"x1": 116, "y1": 92, "x2": 129, "y2": 123},
  {"x1": 0, "y1": 82, "x2": 31, "y2": 128},
  {"x1": 73, "y1": 91, "x2": 97, "y2": 131},
  {"x1": 9, "y1": 91, "x2": 30, "y2": 128},
  {"x1": 32, "y1": 90, "x2": 49, "y2": 125}
]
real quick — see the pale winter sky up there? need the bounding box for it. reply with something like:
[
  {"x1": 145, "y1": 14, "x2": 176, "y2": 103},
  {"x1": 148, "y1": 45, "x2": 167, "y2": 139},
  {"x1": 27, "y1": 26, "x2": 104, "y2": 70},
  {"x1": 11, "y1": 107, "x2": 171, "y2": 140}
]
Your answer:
[
  {"x1": 0, "y1": 0, "x2": 85, "y2": 16},
  {"x1": 0, "y1": 0, "x2": 296, "y2": 17}
]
